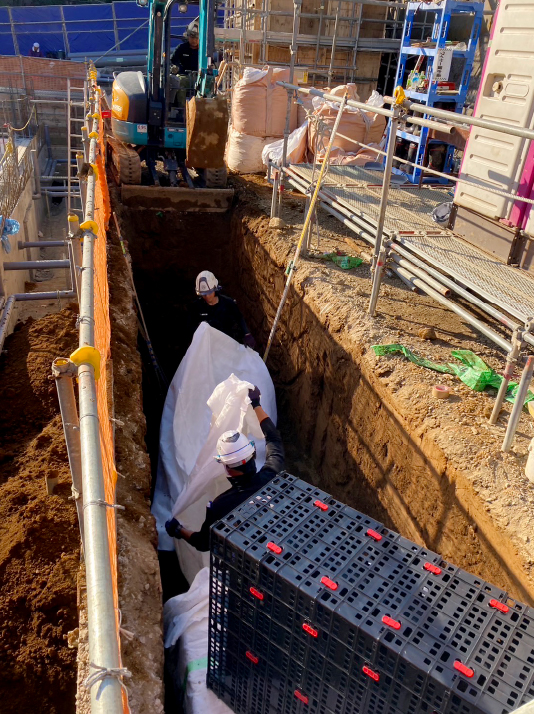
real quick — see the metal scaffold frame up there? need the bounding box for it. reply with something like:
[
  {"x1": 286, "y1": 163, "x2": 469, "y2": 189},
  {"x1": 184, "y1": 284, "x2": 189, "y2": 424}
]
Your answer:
[
  {"x1": 218, "y1": 0, "x2": 437, "y2": 93},
  {"x1": 268, "y1": 81, "x2": 534, "y2": 453}
]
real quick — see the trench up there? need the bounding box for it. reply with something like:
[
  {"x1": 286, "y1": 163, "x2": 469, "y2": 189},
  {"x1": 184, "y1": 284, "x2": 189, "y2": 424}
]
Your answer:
[{"x1": 113, "y1": 184, "x2": 534, "y2": 615}]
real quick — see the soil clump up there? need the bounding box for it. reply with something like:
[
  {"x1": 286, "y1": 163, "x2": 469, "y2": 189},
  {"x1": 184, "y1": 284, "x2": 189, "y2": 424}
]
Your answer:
[{"x1": 0, "y1": 305, "x2": 80, "y2": 714}]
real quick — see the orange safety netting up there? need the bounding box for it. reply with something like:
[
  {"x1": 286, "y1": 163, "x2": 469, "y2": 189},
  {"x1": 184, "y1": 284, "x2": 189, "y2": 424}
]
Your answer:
[{"x1": 92, "y1": 91, "x2": 129, "y2": 712}]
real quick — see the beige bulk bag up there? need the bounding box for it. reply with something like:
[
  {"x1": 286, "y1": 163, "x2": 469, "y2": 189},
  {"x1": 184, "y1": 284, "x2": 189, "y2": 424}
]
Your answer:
[
  {"x1": 308, "y1": 84, "x2": 386, "y2": 158},
  {"x1": 231, "y1": 67, "x2": 272, "y2": 137},
  {"x1": 226, "y1": 128, "x2": 278, "y2": 174}
]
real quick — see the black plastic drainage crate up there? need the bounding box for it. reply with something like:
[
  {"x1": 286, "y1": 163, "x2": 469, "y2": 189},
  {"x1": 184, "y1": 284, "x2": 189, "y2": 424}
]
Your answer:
[{"x1": 207, "y1": 473, "x2": 534, "y2": 714}]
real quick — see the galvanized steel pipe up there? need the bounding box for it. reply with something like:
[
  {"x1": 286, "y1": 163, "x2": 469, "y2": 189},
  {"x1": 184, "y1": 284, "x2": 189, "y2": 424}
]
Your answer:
[
  {"x1": 4, "y1": 260, "x2": 70, "y2": 270},
  {"x1": 13, "y1": 290, "x2": 76, "y2": 301},
  {"x1": 76, "y1": 91, "x2": 125, "y2": 713},
  {"x1": 502, "y1": 356, "x2": 534, "y2": 452},
  {"x1": 0, "y1": 295, "x2": 16, "y2": 354}
]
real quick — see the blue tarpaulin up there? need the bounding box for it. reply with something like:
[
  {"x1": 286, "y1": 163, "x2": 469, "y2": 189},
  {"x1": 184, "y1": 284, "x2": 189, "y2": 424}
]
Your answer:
[{"x1": 0, "y1": 1, "x2": 202, "y2": 58}]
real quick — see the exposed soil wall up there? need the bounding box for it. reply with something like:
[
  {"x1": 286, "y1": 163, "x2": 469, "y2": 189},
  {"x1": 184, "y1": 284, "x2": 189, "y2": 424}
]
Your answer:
[
  {"x1": 229, "y1": 179, "x2": 534, "y2": 604},
  {"x1": 0, "y1": 306, "x2": 80, "y2": 714},
  {"x1": 104, "y1": 208, "x2": 166, "y2": 714}
]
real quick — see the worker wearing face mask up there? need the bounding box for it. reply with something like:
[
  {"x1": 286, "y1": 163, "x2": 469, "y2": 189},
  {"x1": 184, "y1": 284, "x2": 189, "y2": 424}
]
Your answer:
[
  {"x1": 189, "y1": 270, "x2": 256, "y2": 348},
  {"x1": 165, "y1": 386, "x2": 284, "y2": 551}
]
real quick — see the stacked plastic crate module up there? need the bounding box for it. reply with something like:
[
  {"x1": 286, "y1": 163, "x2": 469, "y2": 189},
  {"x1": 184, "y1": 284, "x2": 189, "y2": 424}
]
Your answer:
[{"x1": 207, "y1": 474, "x2": 534, "y2": 714}]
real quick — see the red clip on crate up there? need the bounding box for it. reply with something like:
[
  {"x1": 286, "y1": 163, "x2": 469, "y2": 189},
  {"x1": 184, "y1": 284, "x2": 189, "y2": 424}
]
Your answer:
[
  {"x1": 267, "y1": 541, "x2": 282, "y2": 554},
  {"x1": 366, "y1": 529, "x2": 382, "y2": 542},
  {"x1": 249, "y1": 586, "x2": 264, "y2": 601},
  {"x1": 454, "y1": 661, "x2": 474, "y2": 678},
  {"x1": 314, "y1": 500, "x2": 328, "y2": 511},
  {"x1": 382, "y1": 615, "x2": 401, "y2": 630},
  {"x1": 489, "y1": 599, "x2": 509, "y2": 613},
  {"x1": 294, "y1": 690, "x2": 309, "y2": 705},
  {"x1": 363, "y1": 666, "x2": 380, "y2": 682},
  {"x1": 246, "y1": 651, "x2": 259, "y2": 664},
  {"x1": 321, "y1": 576, "x2": 338, "y2": 591},
  {"x1": 424, "y1": 562, "x2": 442, "y2": 575},
  {"x1": 302, "y1": 623, "x2": 318, "y2": 638}
]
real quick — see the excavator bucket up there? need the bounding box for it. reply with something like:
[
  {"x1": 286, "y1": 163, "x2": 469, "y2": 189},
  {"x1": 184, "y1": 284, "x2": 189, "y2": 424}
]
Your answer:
[{"x1": 186, "y1": 95, "x2": 228, "y2": 169}]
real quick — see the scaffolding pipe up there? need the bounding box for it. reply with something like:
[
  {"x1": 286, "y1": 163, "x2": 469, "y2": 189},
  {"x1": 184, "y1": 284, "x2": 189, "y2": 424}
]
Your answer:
[
  {"x1": 265, "y1": 94, "x2": 348, "y2": 362},
  {"x1": 502, "y1": 356, "x2": 534, "y2": 452},
  {"x1": 282, "y1": 83, "x2": 534, "y2": 143},
  {"x1": 0, "y1": 295, "x2": 16, "y2": 354},
  {"x1": 411, "y1": 276, "x2": 512, "y2": 353},
  {"x1": 279, "y1": 0, "x2": 302, "y2": 216},
  {"x1": 368, "y1": 106, "x2": 399, "y2": 316},
  {"x1": 31, "y1": 148, "x2": 41, "y2": 199},
  {"x1": 77, "y1": 89, "x2": 125, "y2": 714},
  {"x1": 13, "y1": 290, "x2": 76, "y2": 301},
  {"x1": 489, "y1": 329, "x2": 522, "y2": 425},
  {"x1": 390, "y1": 253, "x2": 451, "y2": 297},
  {"x1": 52, "y1": 358, "x2": 84, "y2": 544},
  {"x1": 18, "y1": 240, "x2": 67, "y2": 249},
  {"x1": 4, "y1": 260, "x2": 70, "y2": 270}
]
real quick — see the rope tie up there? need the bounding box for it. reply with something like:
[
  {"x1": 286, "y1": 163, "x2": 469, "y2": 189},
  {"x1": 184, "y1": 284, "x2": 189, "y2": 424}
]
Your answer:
[
  {"x1": 70, "y1": 485, "x2": 81, "y2": 501},
  {"x1": 84, "y1": 662, "x2": 132, "y2": 711},
  {"x1": 83, "y1": 498, "x2": 125, "y2": 511}
]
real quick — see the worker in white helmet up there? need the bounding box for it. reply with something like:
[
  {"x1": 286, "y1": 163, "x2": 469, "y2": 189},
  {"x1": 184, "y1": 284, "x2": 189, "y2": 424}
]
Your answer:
[
  {"x1": 165, "y1": 386, "x2": 284, "y2": 551},
  {"x1": 29, "y1": 42, "x2": 43, "y2": 58},
  {"x1": 190, "y1": 270, "x2": 256, "y2": 348}
]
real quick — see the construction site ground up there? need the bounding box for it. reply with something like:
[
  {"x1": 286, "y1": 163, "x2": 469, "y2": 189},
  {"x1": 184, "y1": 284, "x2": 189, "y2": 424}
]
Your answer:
[{"x1": 3, "y1": 169, "x2": 534, "y2": 714}]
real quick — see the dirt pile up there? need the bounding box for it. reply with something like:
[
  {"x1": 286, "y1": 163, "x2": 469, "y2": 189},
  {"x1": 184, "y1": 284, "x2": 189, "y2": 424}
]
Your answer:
[{"x1": 0, "y1": 305, "x2": 80, "y2": 714}]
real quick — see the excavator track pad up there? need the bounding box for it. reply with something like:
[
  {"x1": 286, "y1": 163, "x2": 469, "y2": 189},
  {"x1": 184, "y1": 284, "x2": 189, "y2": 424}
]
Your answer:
[{"x1": 107, "y1": 136, "x2": 142, "y2": 186}]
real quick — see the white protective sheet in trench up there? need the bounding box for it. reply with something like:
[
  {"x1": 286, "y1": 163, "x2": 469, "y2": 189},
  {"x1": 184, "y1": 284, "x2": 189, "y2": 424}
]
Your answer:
[{"x1": 152, "y1": 323, "x2": 277, "y2": 583}]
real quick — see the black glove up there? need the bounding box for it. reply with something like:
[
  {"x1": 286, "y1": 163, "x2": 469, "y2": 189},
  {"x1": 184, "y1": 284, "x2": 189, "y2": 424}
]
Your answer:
[
  {"x1": 248, "y1": 386, "x2": 261, "y2": 408},
  {"x1": 243, "y1": 333, "x2": 256, "y2": 349},
  {"x1": 165, "y1": 518, "x2": 183, "y2": 539}
]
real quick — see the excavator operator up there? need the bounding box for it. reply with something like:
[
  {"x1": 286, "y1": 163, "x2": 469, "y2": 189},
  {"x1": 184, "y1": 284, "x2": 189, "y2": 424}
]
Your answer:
[
  {"x1": 171, "y1": 22, "x2": 199, "y2": 74},
  {"x1": 165, "y1": 386, "x2": 285, "y2": 551}
]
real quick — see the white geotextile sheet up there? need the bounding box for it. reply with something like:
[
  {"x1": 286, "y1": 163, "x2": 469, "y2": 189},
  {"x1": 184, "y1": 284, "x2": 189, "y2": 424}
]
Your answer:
[
  {"x1": 152, "y1": 323, "x2": 276, "y2": 583},
  {"x1": 164, "y1": 568, "x2": 233, "y2": 714}
]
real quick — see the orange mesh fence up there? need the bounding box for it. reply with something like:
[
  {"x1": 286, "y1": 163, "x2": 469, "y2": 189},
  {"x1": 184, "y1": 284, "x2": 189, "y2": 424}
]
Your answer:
[
  {"x1": 0, "y1": 56, "x2": 86, "y2": 93},
  {"x1": 92, "y1": 87, "x2": 128, "y2": 712}
]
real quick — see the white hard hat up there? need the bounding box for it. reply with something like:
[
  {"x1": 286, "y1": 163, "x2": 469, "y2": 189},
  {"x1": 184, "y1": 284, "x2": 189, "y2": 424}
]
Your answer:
[
  {"x1": 186, "y1": 19, "x2": 199, "y2": 38},
  {"x1": 33, "y1": 43, "x2": 40, "y2": 49},
  {"x1": 215, "y1": 430, "x2": 255, "y2": 467},
  {"x1": 195, "y1": 270, "x2": 218, "y2": 295}
]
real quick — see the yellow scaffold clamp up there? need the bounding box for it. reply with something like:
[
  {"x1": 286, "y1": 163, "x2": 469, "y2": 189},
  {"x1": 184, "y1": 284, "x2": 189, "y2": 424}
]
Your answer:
[
  {"x1": 88, "y1": 131, "x2": 99, "y2": 140},
  {"x1": 92, "y1": 112, "x2": 101, "y2": 121},
  {"x1": 70, "y1": 346, "x2": 101, "y2": 381},
  {"x1": 393, "y1": 86, "x2": 406, "y2": 106},
  {"x1": 80, "y1": 219, "x2": 99, "y2": 236}
]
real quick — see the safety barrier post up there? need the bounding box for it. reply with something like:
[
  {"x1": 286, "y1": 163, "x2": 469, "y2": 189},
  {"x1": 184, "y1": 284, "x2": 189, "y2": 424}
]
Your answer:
[
  {"x1": 368, "y1": 104, "x2": 400, "y2": 316},
  {"x1": 489, "y1": 328, "x2": 523, "y2": 424},
  {"x1": 502, "y1": 356, "x2": 534, "y2": 453}
]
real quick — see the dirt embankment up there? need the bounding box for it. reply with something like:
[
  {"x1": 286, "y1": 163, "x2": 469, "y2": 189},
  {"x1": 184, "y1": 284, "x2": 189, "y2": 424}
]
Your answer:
[
  {"x1": 228, "y1": 177, "x2": 534, "y2": 605},
  {"x1": 0, "y1": 306, "x2": 80, "y2": 714},
  {"x1": 107, "y1": 195, "x2": 165, "y2": 714}
]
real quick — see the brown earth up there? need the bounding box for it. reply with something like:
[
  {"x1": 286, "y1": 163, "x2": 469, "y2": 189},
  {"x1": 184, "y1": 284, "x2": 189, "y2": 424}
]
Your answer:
[{"x1": 0, "y1": 305, "x2": 80, "y2": 714}]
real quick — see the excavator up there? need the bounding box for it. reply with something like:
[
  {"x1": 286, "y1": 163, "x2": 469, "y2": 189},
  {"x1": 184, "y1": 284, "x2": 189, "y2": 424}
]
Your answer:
[{"x1": 108, "y1": 0, "x2": 232, "y2": 210}]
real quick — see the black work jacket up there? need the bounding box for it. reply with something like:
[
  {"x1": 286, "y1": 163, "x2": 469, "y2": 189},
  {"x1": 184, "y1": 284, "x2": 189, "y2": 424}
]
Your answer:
[
  {"x1": 188, "y1": 418, "x2": 285, "y2": 552},
  {"x1": 189, "y1": 294, "x2": 250, "y2": 344},
  {"x1": 171, "y1": 42, "x2": 198, "y2": 73}
]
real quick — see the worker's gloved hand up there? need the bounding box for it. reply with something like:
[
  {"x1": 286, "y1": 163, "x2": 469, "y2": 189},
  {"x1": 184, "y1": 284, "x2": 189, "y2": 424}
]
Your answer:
[
  {"x1": 243, "y1": 333, "x2": 256, "y2": 349},
  {"x1": 165, "y1": 518, "x2": 183, "y2": 539},
  {"x1": 248, "y1": 386, "x2": 261, "y2": 408}
]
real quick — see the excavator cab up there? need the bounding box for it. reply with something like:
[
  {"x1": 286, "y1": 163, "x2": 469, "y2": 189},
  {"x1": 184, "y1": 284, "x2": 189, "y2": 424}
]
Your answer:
[{"x1": 109, "y1": 0, "x2": 231, "y2": 204}]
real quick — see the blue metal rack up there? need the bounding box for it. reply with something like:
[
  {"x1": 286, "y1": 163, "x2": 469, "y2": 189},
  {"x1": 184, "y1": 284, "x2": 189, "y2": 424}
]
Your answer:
[{"x1": 391, "y1": 0, "x2": 484, "y2": 184}]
